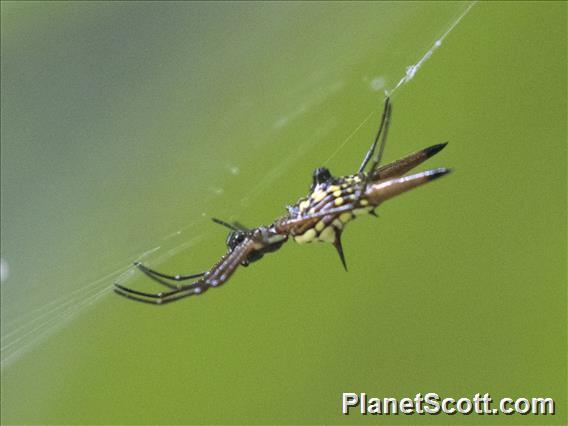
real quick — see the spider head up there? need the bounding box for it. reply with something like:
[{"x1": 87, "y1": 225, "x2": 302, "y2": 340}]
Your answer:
[
  {"x1": 311, "y1": 167, "x2": 332, "y2": 190},
  {"x1": 226, "y1": 229, "x2": 247, "y2": 251}
]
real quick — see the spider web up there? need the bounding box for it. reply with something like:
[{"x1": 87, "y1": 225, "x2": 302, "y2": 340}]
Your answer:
[{"x1": 0, "y1": 2, "x2": 477, "y2": 370}]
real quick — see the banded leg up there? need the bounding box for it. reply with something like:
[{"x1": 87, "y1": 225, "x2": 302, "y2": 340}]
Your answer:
[{"x1": 204, "y1": 238, "x2": 256, "y2": 286}]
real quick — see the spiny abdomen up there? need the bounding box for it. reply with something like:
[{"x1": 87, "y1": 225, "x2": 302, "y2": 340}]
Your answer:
[
  {"x1": 292, "y1": 175, "x2": 373, "y2": 245},
  {"x1": 292, "y1": 205, "x2": 373, "y2": 245}
]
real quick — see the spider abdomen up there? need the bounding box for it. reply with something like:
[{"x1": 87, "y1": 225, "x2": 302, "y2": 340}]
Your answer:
[
  {"x1": 293, "y1": 218, "x2": 338, "y2": 244},
  {"x1": 290, "y1": 173, "x2": 372, "y2": 245},
  {"x1": 292, "y1": 206, "x2": 373, "y2": 245}
]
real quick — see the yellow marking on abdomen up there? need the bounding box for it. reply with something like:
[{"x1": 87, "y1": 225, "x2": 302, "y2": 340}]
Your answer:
[
  {"x1": 318, "y1": 226, "x2": 336, "y2": 243},
  {"x1": 311, "y1": 190, "x2": 326, "y2": 202},
  {"x1": 353, "y1": 206, "x2": 373, "y2": 216},
  {"x1": 339, "y1": 212, "x2": 353, "y2": 223},
  {"x1": 294, "y1": 228, "x2": 317, "y2": 244}
]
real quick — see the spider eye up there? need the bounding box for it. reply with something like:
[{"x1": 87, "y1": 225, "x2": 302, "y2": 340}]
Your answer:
[{"x1": 312, "y1": 167, "x2": 332, "y2": 186}]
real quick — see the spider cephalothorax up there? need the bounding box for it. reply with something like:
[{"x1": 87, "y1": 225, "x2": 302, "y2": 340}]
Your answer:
[
  {"x1": 216, "y1": 220, "x2": 287, "y2": 267},
  {"x1": 226, "y1": 229, "x2": 246, "y2": 251},
  {"x1": 115, "y1": 97, "x2": 451, "y2": 304}
]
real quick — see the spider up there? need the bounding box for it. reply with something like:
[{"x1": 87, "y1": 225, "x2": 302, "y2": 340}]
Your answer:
[{"x1": 114, "y1": 97, "x2": 451, "y2": 304}]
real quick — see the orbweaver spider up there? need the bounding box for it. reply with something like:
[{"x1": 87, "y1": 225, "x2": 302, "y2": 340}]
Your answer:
[{"x1": 115, "y1": 97, "x2": 451, "y2": 304}]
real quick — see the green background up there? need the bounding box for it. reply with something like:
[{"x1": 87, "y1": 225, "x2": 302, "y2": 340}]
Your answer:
[{"x1": 1, "y1": 1, "x2": 565, "y2": 424}]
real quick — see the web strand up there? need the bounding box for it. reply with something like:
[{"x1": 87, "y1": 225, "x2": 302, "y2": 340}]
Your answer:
[{"x1": 386, "y1": 1, "x2": 477, "y2": 97}]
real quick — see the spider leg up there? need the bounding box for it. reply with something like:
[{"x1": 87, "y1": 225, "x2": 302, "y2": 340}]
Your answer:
[
  {"x1": 212, "y1": 217, "x2": 250, "y2": 231},
  {"x1": 134, "y1": 262, "x2": 206, "y2": 282},
  {"x1": 139, "y1": 272, "x2": 185, "y2": 290},
  {"x1": 205, "y1": 238, "x2": 256, "y2": 286},
  {"x1": 115, "y1": 238, "x2": 258, "y2": 304},
  {"x1": 114, "y1": 280, "x2": 208, "y2": 305},
  {"x1": 358, "y1": 97, "x2": 392, "y2": 173},
  {"x1": 232, "y1": 221, "x2": 248, "y2": 230},
  {"x1": 370, "y1": 142, "x2": 448, "y2": 181}
]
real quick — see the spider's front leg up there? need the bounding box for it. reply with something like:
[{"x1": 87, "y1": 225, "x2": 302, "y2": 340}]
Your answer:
[
  {"x1": 199, "y1": 226, "x2": 287, "y2": 287},
  {"x1": 134, "y1": 262, "x2": 206, "y2": 283},
  {"x1": 115, "y1": 237, "x2": 261, "y2": 304}
]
